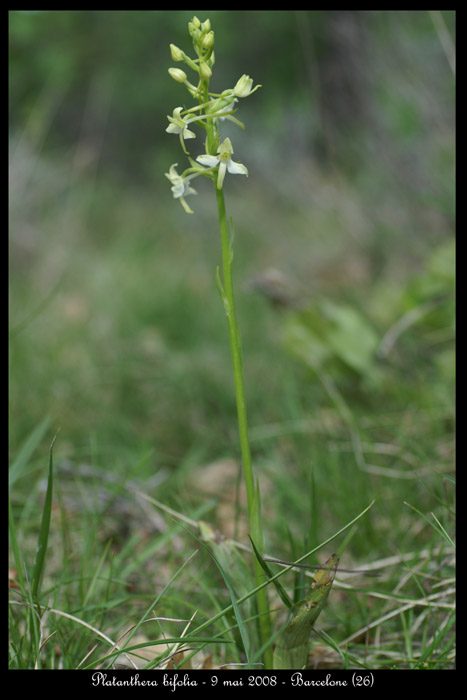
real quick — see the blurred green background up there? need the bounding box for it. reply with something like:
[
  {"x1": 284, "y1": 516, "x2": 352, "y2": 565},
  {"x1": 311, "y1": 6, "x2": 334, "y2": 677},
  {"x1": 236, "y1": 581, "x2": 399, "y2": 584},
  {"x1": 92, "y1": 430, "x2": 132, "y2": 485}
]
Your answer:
[{"x1": 9, "y1": 10, "x2": 455, "y2": 552}]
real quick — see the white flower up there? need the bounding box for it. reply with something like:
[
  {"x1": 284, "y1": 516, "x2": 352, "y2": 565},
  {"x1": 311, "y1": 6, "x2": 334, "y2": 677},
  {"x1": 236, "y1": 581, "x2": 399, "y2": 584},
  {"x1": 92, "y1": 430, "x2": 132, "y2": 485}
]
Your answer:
[
  {"x1": 166, "y1": 107, "x2": 196, "y2": 154},
  {"x1": 165, "y1": 164, "x2": 197, "y2": 214},
  {"x1": 196, "y1": 137, "x2": 248, "y2": 189}
]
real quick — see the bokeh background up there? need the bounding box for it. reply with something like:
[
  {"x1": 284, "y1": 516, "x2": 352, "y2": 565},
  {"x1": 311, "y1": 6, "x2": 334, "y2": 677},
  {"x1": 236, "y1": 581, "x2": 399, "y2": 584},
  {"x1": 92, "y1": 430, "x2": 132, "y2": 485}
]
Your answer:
[{"x1": 10, "y1": 10, "x2": 455, "y2": 564}]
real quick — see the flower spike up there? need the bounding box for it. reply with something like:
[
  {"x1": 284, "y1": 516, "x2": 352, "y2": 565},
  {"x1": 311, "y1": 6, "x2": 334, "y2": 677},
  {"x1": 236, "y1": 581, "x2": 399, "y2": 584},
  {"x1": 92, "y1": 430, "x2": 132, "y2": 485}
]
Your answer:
[{"x1": 165, "y1": 18, "x2": 259, "y2": 209}]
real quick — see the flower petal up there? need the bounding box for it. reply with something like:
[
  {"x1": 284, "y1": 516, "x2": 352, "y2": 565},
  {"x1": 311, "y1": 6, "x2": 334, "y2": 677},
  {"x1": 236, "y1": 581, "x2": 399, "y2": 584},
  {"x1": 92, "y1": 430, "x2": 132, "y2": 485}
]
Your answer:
[
  {"x1": 196, "y1": 154, "x2": 219, "y2": 167},
  {"x1": 227, "y1": 160, "x2": 248, "y2": 176},
  {"x1": 166, "y1": 123, "x2": 180, "y2": 134}
]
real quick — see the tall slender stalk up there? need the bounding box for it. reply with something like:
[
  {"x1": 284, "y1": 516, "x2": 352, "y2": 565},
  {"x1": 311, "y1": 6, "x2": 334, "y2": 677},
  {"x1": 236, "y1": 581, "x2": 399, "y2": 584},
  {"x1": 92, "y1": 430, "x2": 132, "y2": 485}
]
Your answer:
[{"x1": 214, "y1": 185, "x2": 273, "y2": 667}]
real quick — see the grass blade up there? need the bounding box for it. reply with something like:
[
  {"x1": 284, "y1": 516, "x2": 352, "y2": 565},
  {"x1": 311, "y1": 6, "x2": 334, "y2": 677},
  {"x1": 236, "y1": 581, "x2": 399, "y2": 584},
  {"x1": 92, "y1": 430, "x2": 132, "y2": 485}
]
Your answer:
[
  {"x1": 9, "y1": 416, "x2": 52, "y2": 489},
  {"x1": 31, "y1": 433, "x2": 57, "y2": 599},
  {"x1": 8, "y1": 495, "x2": 25, "y2": 592},
  {"x1": 249, "y1": 535, "x2": 293, "y2": 609},
  {"x1": 404, "y1": 501, "x2": 456, "y2": 548}
]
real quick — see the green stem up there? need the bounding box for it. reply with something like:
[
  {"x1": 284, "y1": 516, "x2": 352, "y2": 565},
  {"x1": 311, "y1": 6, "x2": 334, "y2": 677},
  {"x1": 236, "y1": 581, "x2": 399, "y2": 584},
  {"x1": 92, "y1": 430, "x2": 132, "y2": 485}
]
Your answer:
[
  {"x1": 214, "y1": 186, "x2": 273, "y2": 668},
  {"x1": 215, "y1": 188, "x2": 254, "y2": 506}
]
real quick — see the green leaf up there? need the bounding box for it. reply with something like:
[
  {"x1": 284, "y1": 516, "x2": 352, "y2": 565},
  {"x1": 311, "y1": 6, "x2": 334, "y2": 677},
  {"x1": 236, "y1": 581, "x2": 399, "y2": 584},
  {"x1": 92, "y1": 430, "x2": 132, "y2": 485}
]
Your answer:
[
  {"x1": 282, "y1": 300, "x2": 379, "y2": 378},
  {"x1": 273, "y1": 554, "x2": 339, "y2": 670},
  {"x1": 322, "y1": 300, "x2": 379, "y2": 375}
]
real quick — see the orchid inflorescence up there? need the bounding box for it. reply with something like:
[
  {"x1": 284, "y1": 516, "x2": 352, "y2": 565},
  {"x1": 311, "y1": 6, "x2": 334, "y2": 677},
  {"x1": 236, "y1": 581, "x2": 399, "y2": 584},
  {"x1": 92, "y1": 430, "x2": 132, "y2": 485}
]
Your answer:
[{"x1": 165, "y1": 16, "x2": 260, "y2": 213}]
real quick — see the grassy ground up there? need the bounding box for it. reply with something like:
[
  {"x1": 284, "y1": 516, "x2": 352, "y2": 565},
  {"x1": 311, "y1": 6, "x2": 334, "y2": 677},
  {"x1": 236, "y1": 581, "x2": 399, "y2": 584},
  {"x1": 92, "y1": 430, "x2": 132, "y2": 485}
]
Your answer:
[{"x1": 9, "y1": 119, "x2": 455, "y2": 669}]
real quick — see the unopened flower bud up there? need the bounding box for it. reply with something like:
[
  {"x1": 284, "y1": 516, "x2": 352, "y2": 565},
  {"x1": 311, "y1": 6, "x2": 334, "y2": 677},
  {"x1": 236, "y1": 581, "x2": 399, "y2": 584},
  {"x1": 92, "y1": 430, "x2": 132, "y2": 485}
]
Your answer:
[
  {"x1": 170, "y1": 44, "x2": 184, "y2": 62},
  {"x1": 234, "y1": 75, "x2": 252, "y2": 97},
  {"x1": 199, "y1": 61, "x2": 212, "y2": 80},
  {"x1": 168, "y1": 67, "x2": 187, "y2": 83},
  {"x1": 188, "y1": 17, "x2": 201, "y2": 38},
  {"x1": 202, "y1": 30, "x2": 215, "y2": 50},
  {"x1": 233, "y1": 74, "x2": 262, "y2": 98},
  {"x1": 201, "y1": 19, "x2": 211, "y2": 33}
]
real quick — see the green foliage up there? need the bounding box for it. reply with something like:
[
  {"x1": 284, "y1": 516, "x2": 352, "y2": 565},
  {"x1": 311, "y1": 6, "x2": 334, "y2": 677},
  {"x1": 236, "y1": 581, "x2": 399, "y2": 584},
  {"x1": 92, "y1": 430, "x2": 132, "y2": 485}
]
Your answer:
[{"x1": 283, "y1": 299, "x2": 380, "y2": 380}]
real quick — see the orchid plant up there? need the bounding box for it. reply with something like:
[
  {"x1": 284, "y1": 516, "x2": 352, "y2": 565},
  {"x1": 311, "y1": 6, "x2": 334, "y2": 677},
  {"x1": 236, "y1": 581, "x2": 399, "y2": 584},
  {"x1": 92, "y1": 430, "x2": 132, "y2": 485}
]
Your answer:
[
  {"x1": 164, "y1": 16, "x2": 346, "y2": 670},
  {"x1": 165, "y1": 15, "x2": 272, "y2": 662}
]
